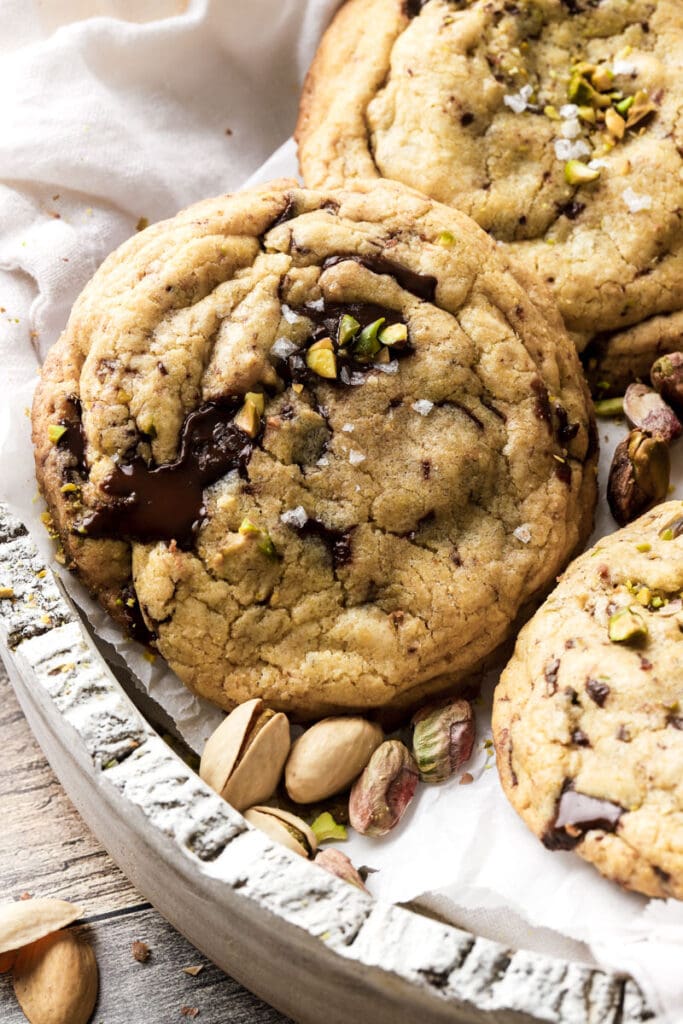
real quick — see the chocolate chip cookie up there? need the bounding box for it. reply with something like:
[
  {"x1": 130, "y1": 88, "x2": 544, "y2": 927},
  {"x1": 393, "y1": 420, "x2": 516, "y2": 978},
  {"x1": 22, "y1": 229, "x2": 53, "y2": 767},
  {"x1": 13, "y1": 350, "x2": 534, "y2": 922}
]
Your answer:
[
  {"x1": 297, "y1": 0, "x2": 683, "y2": 370},
  {"x1": 33, "y1": 178, "x2": 596, "y2": 719},
  {"x1": 493, "y1": 501, "x2": 683, "y2": 899}
]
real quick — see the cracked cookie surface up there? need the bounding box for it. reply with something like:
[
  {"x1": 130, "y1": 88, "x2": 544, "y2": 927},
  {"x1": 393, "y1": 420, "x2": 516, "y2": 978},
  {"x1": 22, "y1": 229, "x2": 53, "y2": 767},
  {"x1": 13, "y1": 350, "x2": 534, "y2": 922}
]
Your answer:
[
  {"x1": 297, "y1": 0, "x2": 683, "y2": 360},
  {"x1": 493, "y1": 501, "x2": 683, "y2": 900},
  {"x1": 33, "y1": 178, "x2": 596, "y2": 718}
]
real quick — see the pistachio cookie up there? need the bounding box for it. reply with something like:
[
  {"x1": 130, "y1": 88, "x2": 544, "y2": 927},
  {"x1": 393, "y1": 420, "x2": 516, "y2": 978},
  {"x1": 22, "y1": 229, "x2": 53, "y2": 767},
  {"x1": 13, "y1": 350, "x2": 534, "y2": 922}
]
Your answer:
[
  {"x1": 493, "y1": 502, "x2": 683, "y2": 899},
  {"x1": 297, "y1": 0, "x2": 683, "y2": 367},
  {"x1": 33, "y1": 178, "x2": 596, "y2": 719}
]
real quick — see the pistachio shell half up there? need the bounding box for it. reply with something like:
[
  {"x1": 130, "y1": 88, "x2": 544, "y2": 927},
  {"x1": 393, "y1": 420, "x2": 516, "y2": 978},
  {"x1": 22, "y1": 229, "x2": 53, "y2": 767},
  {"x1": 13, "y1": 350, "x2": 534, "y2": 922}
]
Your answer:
[
  {"x1": 200, "y1": 698, "x2": 290, "y2": 812},
  {"x1": 285, "y1": 717, "x2": 383, "y2": 804},
  {"x1": 13, "y1": 929, "x2": 98, "y2": 1024},
  {"x1": 314, "y1": 849, "x2": 369, "y2": 892},
  {"x1": 244, "y1": 806, "x2": 317, "y2": 858},
  {"x1": 0, "y1": 899, "x2": 83, "y2": 956}
]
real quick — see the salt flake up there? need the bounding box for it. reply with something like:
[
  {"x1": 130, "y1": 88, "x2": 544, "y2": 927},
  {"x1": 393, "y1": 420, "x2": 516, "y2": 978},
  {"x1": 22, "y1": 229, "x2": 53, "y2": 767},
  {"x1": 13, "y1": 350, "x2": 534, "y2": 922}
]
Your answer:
[
  {"x1": 349, "y1": 449, "x2": 366, "y2": 465},
  {"x1": 412, "y1": 399, "x2": 434, "y2": 416},
  {"x1": 622, "y1": 187, "x2": 653, "y2": 213},
  {"x1": 514, "y1": 524, "x2": 532, "y2": 544},
  {"x1": 306, "y1": 298, "x2": 325, "y2": 312},
  {"x1": 281, "y1": 304, "x2": 300, "y2": 324},
  {"x1": 554, "y1": 138, "x2": 591, "y2": 161},
  {"x1": 342, "y1": 423, "x2": 355, "y2": 433},
  {"x1": 280, "y1": 506, "x2": 308, "y2": 529},
  {"x1": 503, "y1": 84, "x2": 533, "y2": 114},
  {"x1": 271, "y1": 336, "x2": 299, "y2": 359}
]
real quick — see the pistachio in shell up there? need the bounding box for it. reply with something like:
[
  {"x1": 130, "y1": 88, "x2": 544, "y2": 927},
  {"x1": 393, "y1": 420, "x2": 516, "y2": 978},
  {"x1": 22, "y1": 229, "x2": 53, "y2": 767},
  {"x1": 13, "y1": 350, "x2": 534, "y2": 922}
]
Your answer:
[
  {"x1": 348, "y1": 740, "x2": 419, "y2": 837},
  {"x1": 314, "y1": 849, "x2": 369, "y2": 893},
  {"x1": 651, "y1": 352, "x2": 683, "y2": 415},
  {"x1": 285, "y1": 717, "x2": 383, "y2": 804},
  {"x1": 13, "y1": 929, "x2": 98, "y2": 1024},
  {"x1": 607, "y1": 429, "x2": 670, "y2": 526},
  {"x1": 200, "y1": 698, "x2": 290, "y2": 812},
  {"x1": 0, "y1": 899, "x2": 83, "y2": 957},
  {"x1": 412, "y1": 698, "x2": 475, "y2": 784},
  {"x1": 622, "y1": 383, "x2": 681, "y2": 443},
  {"x1": 243, "y1": 806, "x2": 317, "y2": 858}
]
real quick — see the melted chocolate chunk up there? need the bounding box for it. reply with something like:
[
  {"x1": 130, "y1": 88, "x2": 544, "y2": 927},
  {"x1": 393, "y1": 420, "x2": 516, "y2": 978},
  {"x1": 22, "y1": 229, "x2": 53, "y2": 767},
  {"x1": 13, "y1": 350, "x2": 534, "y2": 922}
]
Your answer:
[
  {"x1": 553, "y1": 401, "x2": 580, "y2": 443},
  {"x1": 531, "y1": 378, "x2": 552, "y2": 430},
  {"x1": 586, "y1": 677, "x2": 610, "y2": 707},
  {"x1": 667, "y1": 714, "x2": 683, "y2": 730},
  {"x1": 322, "y1": 254, "x2": 437, "y2": 303},
  {"x1": 543, "y1": 782, "x2": 624, "y2": 851},
  {"x1": 57, "y1": 395, "x2": 87, "y2": 477},
  {"x1": 121, "y1": 584, "x2": 156, "y2": 646},
  {"x1": 571, "y1": 729, "x2": 591, "y2": 748},
  {"x1": 267, "y1": 194, "x2": 297, "y2": 231},
  {"x1": 81, "y1": 399, "x2": 252, "y2": 547},
  {"x1": 556, "y1": 200, "x2": 585, "y2": 221},
  {"x1": 293, "y1": 518, "x2": 355, "y2": 569},
  {"x1": 555, "y1": 459, "x2": 572, "y2": 485}
]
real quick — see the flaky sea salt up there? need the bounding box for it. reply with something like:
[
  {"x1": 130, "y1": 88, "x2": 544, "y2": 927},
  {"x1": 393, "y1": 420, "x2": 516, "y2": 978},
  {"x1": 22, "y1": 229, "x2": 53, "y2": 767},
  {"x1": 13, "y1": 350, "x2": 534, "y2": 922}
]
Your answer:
[
  {"x1": 305, "y1": 297, "x2": 324, "y2": 312},
  {"x1": 271, "y1": 336, "x2": 299, "y2": 359},
  {"x1": 281, "y1": 303, "x2": 300, "y2": 324},
  {"x1": 588, "y1": 158, "x2": 609, "y2": 171},
  {"x1": 342, "y1": 423, "x2": 354, "y2": 433},
  {"x1": 316, "y1": 456, "x2": 329, "y2": 467},
  {"x1": 612, "y1": 58, "x2": 636, "y2": 76},
  {"x1": 554, "y1": 138, "x2": 591, "y2": 161},
  {"x1": 280, "y1": 506, "x2": 308, "y2": 529},
  {"x1": 412, "y1": 399, "x2": 434, "y2": 416},
  {"x1": 513, "y1": 524, "x2": 532, "y2": 544},
  {"x1": 559, "y1": 103, "x2": 579, "y2": 119},
  {"x1": 374, "y1": 360, "x2": 399, "y2": 375},
  {"x1": 622, "y1": 186, "x2": 653, "y2": 212},
  {"x1": 349, "y1": 449, "x2": 366, "y2": 465},
  {"x1": 503, "y1": 83, "x2": 533, "y2": 114}
]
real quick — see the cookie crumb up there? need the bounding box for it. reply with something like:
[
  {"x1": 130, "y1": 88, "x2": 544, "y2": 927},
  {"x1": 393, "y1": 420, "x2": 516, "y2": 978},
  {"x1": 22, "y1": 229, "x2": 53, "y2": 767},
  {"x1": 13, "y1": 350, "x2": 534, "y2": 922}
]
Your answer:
[
  {"x1": 180, "y1": 1008, "x2": 200, "y2": 1018},
  {"x1": 132, "y1": 941, "x2": 150, "y2": 963},
  {"x1": 183, "y1": 965, "x2": 204, "y2": 977},
  {"x1": 460, "y1": 772, "x2": 474, "y2": 785}
]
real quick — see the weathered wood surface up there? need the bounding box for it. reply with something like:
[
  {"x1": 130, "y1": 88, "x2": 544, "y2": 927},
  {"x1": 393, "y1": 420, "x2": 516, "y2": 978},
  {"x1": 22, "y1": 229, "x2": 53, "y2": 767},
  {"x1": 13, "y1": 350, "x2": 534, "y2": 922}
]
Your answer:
[{"x1": 0, "y1": 662, "x2": 287, "y2": 1022}]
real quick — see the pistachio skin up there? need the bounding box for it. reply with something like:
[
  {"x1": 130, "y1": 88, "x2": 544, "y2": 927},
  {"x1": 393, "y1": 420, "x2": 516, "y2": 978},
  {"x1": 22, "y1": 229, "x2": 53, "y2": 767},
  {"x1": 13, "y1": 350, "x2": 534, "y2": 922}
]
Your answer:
[
  {"x1": 243, "y1": 806, "x2": 317, "y2": 859},
  {"x1": 412, "y1": 699, "x2": 475, "y2": 784},
  {"x1": 314, "y1": 849, "x2": 369, "y2": 893},
  {"x1": 607, "y1": 429, "x2": 670, "y2": 526},
  {"x1": 200, "y1": 699, "x2": 291, "y2": 812},
  {"x1": 285, "y1": 717, "x2": 384, "y2": 804},
  {"x1": 651, "y1": 352, "x2": 683, "y2": 416},
  {"x1": 622, "y1": 383, "x2": 681, "y2": 443},
  {"x1": 348, "y1": 740, "x2": 419, "y2": 837}
]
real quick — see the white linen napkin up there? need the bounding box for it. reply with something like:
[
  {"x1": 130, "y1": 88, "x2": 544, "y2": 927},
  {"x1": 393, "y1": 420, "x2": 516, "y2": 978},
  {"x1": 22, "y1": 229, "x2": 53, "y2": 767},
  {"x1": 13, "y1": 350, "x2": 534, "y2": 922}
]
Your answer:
[{"x1": 1, "y1": 3, "x2": 682, "y2": 1020}]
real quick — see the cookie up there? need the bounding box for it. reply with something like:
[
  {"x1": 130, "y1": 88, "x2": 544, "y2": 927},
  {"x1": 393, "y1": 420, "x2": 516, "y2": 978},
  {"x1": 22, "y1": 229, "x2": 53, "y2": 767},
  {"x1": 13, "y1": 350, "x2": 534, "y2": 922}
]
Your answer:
[
  {"x1": 493, "y1": 501, "x2": 683, "y2": 899},
  {"x1": 297, "y1": 0, "x2": 683, "y2": 364},
  {"x1": 33, "y1": 177, "x2": 596, "y2": 719}
]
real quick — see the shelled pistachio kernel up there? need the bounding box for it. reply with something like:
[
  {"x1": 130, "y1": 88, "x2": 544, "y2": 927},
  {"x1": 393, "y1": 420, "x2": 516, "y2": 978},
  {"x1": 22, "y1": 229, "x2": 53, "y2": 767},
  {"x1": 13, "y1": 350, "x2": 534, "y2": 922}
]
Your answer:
[
  {"x1": 238, "y1": 517, "x2": 277, "y2": 558},
  {"x1": 47, "y1": 424, "x2": 67, "y2": 443},
  {"x1": 306, "y1": 337, "x2": 337, "y2": 378},
  {"x1": 244, "y1": 806, "x2": 317, "y2": 858},
  {"x1": 608, "y1": 607, "x2": 648, "y2": 644},
  {"x1": 338, "y1": 314, "x2": 360, "y2": 347},
  {"x1": 234, "y1": 394, "x2": 262, "y2": 438},
  {"x1": 379, "y1": 323, "x2": 408, "y2": 347},
  {"x1": 199, "y1": 697, "x2": 290, "y2": 812},
  {"x1": 604, "y1": 107, "x2": 625, "y2": 139},
  {"x1": 564, "y1": 160, "x2": 600, "y2": 186},
  {"x1": 354, "y1": 318, "x2": 385, "y2": 360},
  {"x1": 594, "y1": 397, "x2": 624, "y2": 418},
  {"x1": 311, "y1": 811, "x2": 347, "y2": 844}
]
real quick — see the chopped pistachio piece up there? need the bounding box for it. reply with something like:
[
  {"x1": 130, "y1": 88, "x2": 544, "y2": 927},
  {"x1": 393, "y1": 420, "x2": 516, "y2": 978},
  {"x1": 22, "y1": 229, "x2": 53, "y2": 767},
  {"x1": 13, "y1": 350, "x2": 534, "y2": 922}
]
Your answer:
[
  {"x1": 543, "y1": 104, "x2": 560, "y2": 120},
  {"x1": 608, "y1": 607, "x2": 648, "y2": 644},
  {"x1": 258, "y1": 533, "x2": 277, "y2": 559},
  {"x1": 338, "y1": 314, "x2": 360, "y2": 347},
  {"x1": 375, "y1": 346, "x2": 391, "y2": 364},
  {"x1": 311, "y1": 812, "x2": 348, "y2": 843},
  {"x1": 564, "y1": 160, "x2": 600, "y2": 186},
  {"x1": 636, "y1": 542, "x2": 651, "y2": 553},
  {"x1": 625, "y1": 91, "x2": 657, "y2": 129},
  {"x1": 60, "y1": 482, "x2": 80, "y2": 494},
  {"x1": 605, "y1": 107, "x2": 626, "y2": 139},
  {"x1": 238, "y1": 517, "x2": 277, "y2": 558},
  {"x1": 239, "y1": 517, "x2": 260, "y2": 537},
  {"x1": 47, "y1": 424, "x2": 67, "y2": 443},
  {"x1": 245, "y1": 391, "x2": 265, "y2": 414},
  {"x1": 661, "y1": 528, "x2": 674, "y2": 541},
  {"x1": 354, "y1": 318, "x2": 385, "y2": 360},
  {"x1": 590, "y1": 65, "x2": 614, "y2": 92},
  {"x1": 437, "y1": 230, "x2": 456, "y2": 247},
  {"x1": 593, "y1": 397, "x2": 624, "y2": 418},
  {"x1": 306, "y1": 346, "x2": 337, "y2": 379},
  {"x1": 577, "y1": 105, "x2": 596, "y2": 124},
  {"x1": 234, "y1": 400, "x2": 261, "y2": 438},
  {"x1": 615, "y1": 95, "x2": 635, "y2": 116},
  {"x1": 378, "y1": 322, "x2": 408, "y2": 347},
  {"x1": 308, "y1": 337, "x2": 334, "y2": 353}
]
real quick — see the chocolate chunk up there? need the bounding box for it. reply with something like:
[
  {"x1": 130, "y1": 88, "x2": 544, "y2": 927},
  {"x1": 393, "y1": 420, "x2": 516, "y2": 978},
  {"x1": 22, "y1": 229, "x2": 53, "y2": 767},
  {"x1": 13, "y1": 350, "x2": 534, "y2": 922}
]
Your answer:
[
  {"x1": 543, "y1": 782, "x2": 624, "y2": 850},
  {"x1": 531, "y1": 378, "x2": 552, "y2": 430},
  {"x1": 81, "y1": 398, "x2": 252, "y2": 547},
  {"x1": 585, "y1": 677, "x2": 610, "y2": 707},
  {"x1": 120, "y1": 584, "x2": 156, "y2": 646},
  {"x1": 556, "y1": 200, "x2": 585, "y2": 221},
  {"x1": 322, "y1": 254, "x2": 437, "y2": 303},
  {"x1": 544, "y1": 657, "x2": 560, "y2": 695},
  {"x1": 291, "y1": 518, "x2": 355, "y2": 569},
  {"x1": 667, "y1": 714, "x2": 683, "y2": 730},
  {"x1": 57, "y1": 395, "x2": 87, "y2": 477},
  {"x1": 571, "y1": 729, "x2": 591, "y2": 747}
]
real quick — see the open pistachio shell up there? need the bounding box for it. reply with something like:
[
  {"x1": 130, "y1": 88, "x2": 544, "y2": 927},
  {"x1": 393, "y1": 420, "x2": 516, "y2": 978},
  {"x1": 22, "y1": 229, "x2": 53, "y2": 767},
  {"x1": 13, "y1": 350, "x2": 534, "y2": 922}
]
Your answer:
[
  {"x1": 0, "y1": 899, "x2": 83, "y2": 956},
  {"x1": 285, "y1": 717, "x2": 383, "y2": 804},
  {"x1": 244, "y1": 806, "x2": 317, "y2": 858},
  {"x1": 623, "y1": 383, "x2": 681, "y2": 443},
  {"x1": 200, "y1": 699, "x2": 291, "y2": 812},
  {"x1": 13, "y1": 929, "x2": 98, "y2": 1024}
]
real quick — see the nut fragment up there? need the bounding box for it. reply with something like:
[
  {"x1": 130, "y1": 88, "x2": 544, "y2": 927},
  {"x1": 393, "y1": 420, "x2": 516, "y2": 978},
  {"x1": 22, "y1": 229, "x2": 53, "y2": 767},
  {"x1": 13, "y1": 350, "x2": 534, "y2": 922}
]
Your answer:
[
  {"x1": 243, "y1": 806, "x2": 317, "y2": 858},
  {"x1": 607, "y1": 429, "x2": 670, "y2": 526},
  {"x1": 200, "y1": 698, "x2": 290, "y2": 812},
  {"x1": 564, "y1": 160, "x2": 600, "y2": 186},
  {"x1": 13, "y1": 929, "x2": 98, "y2": 1024},
  {"x1": 314, "y1": 849, "x2": 369, "y2": 892},
  {"x1": 608, "y1": 607, "x2": 648, "y2": 644},
  {"x1": 622, "y1": 383, "x2": 681, "y2": 443},
  {"x1": 311, "y1": 811, "x2": 347, "y2": 843},
  {"x1": 412, "y1": 698, "x2": 475, "y2": 784},
  {"x1": 306, "y1": 342, "x2": 337, "y2": 379},
  {"x1": 651, "y1": 352, "x2": 683, "y2": 415},
  {"x1": 285, "y1": 717, "x2": 383, "y2": 804},
  {"x1": 131, "y1": 940, "x2": 150, "y2": 963},
  {"x1": 348, "y1": 740, "x2": 419, "y2": 837},
  {"x1": 0, "y1": 899, "x2": 83, "y2": 957}
]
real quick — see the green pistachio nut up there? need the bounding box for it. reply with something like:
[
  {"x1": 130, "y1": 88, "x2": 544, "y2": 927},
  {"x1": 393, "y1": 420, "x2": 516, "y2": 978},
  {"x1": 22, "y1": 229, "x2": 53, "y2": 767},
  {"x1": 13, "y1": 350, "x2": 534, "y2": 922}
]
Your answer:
[
  {"x1": 353, "y1": 318, "x2": 385, "y2": 360},
  {"x1": 338, "y1": 314, "x2": 360, "y2": 347},
  {"x1": 608, "y1": 607, "x2": 648, "y2": 644}
]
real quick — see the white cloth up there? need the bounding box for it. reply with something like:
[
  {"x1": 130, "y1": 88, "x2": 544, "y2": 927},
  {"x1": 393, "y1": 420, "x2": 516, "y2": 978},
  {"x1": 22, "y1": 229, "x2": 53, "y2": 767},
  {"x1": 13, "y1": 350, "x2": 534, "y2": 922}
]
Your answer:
[{"x1": 1, "y1": 4, "x2": 682, "y2": 1020}]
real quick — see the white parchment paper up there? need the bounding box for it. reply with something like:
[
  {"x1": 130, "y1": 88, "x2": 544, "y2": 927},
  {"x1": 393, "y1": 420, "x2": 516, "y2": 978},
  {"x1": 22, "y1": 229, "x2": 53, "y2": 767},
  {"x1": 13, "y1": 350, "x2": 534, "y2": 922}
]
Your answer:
[{"x1": 1, "y1": 4, "x2": 683, "y2": 1020}]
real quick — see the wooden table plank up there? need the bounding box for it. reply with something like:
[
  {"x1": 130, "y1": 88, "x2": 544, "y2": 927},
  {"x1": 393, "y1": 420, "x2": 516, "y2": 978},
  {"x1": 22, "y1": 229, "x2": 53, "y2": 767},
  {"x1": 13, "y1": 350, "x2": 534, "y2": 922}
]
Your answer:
[{"x1": 0, "y1": 663, "x2": 288, "y2": 1022}]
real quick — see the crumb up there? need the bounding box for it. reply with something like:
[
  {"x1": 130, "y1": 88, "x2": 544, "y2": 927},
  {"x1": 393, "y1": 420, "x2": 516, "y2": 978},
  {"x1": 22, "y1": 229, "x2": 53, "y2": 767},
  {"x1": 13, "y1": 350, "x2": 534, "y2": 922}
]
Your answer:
[
  {"x1": 19, "y1": 892, "x2": 32, "y2": 901},
  {"x1": 136, "y1": 217, "x2": 149, "y2": 232},
  {"x1": 180, "y1": 1008, "x2": 200, "y2": 1019},
  {"x1": 183, "y1": 965, "x2": 204, "y2": 977},
  {"x1": 225, "y1": 128, "x2": 233, "y2": 136},
  {"x1": 460, "y1": 772, "x2": 474, "y2": 785},
  {"x1": 132, "y1": 940, "x2": 151, "y2": 963}
]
